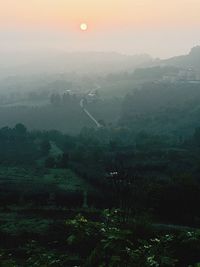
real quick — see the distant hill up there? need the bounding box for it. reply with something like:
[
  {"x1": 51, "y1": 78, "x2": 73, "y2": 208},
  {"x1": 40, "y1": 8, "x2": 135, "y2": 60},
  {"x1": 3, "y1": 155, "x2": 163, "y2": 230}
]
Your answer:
[
  {"x1": 120, "y1": 82, "x2": 200, "y2": 136},
  {"x1": 162, "y1": 46, "x2": 200, "y2": 70},
  {"x1": 0, "y1": 51, "x2": 153, "y2": 77},
  {"x1": 1, "y1": 46, "x2": 200, "y2": 77}
]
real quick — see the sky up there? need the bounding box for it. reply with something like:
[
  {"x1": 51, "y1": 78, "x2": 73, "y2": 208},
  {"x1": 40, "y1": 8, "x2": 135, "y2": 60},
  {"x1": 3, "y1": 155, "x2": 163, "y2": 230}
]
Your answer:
[{"x1": 0, "y1": 0, "x2": 200, "y2": 58}]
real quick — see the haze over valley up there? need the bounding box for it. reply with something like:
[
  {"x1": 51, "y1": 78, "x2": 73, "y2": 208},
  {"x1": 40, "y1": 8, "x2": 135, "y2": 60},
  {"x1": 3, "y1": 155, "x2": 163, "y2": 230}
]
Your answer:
[{"x1": 1, "y1": 1, "x2": 200, "y2": 266}]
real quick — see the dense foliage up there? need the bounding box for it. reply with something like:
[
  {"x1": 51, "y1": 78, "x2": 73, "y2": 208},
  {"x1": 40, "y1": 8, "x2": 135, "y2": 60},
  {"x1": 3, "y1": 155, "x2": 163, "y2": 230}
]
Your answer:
[{"x1": 0, "y1": 121, "x2": 199, "y2": 265}]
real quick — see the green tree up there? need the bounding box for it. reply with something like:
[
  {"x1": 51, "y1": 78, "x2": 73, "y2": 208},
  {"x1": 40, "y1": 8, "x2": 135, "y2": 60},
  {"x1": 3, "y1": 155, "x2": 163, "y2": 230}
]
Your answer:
[{"x1": 40, "y1": 140, "x2": 51, "y2": 156}]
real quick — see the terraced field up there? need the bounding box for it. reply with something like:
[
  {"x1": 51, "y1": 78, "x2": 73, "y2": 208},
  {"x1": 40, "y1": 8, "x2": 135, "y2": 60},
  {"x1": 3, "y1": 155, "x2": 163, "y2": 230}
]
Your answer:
[{"x1": 0, "y1": 166, "x2": 93, "y2": 193}]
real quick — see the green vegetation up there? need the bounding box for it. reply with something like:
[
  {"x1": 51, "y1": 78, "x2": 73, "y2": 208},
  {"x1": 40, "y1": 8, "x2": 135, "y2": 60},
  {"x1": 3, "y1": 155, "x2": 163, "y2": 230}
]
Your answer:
[
  {"x1": 1, "y1": 55, "x2": 200, "y2": 265},
  {"x1": 1, "y1": 209, "x2": 200, "y2": 266},
  {"x1": 0, "y1": 121, "x2": 200, "y2": 265}
]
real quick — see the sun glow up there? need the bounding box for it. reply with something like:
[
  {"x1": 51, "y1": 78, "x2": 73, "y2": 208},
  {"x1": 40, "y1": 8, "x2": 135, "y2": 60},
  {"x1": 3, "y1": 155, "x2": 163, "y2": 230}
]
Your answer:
[{"x1": 80, "y1": 23, "x2": 88, "y2": 31}]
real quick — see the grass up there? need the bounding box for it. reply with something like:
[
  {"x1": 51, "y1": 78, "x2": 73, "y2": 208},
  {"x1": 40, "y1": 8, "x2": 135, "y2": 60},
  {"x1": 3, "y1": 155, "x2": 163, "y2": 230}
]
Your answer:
[
  {"x1": 44, "y1": 168, "x2": 94, "y2": 192},
  {"x1": 0, "y1": 166, "x2": 93, "y2": 192}
]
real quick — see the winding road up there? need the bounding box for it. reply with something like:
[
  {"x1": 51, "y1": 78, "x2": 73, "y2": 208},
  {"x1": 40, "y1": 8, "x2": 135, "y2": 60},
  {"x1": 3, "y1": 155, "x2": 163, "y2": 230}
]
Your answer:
[
  {"x1": 80, "y1": 85, "x2": 102, "y2": 128},
  {"x1": 80, "y1": 98, "x2": 102, "y2": 128}
]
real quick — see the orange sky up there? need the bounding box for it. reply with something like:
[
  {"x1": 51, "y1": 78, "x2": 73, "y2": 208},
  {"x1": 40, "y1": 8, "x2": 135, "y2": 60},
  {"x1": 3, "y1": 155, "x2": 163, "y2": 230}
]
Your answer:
[
  {"x1": 0, "y1": 0, "x2": 200, "y2": 57},
  {"x1": 1, "y1": 0, "x2": 200, "y2": 29}
]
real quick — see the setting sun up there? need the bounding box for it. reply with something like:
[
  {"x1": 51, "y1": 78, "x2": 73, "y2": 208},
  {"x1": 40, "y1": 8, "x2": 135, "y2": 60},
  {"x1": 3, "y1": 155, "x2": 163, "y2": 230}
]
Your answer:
[{"x1": 80, "y1": 23, "x2": 88, "y2": 31}]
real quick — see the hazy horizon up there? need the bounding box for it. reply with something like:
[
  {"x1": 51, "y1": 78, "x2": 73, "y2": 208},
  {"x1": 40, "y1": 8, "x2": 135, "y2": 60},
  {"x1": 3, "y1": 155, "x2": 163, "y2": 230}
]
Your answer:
[{"x1": 0, "y1": 0, "x2": 200, "y2": 60}]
